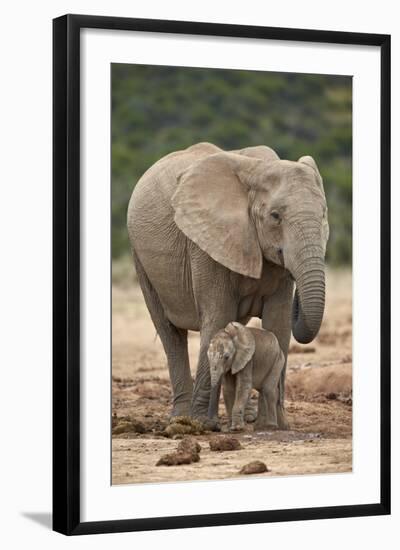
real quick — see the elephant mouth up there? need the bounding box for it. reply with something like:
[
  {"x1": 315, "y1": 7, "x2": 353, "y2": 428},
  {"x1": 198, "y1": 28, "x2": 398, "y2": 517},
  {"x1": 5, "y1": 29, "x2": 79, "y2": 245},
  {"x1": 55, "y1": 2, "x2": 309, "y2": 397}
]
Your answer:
[
  {"x1": 277, "y1": 247, "x2": 285, "y2": 267},
  {"x1": 265, "y1": 247, "x2": 285, "y2": 269}
]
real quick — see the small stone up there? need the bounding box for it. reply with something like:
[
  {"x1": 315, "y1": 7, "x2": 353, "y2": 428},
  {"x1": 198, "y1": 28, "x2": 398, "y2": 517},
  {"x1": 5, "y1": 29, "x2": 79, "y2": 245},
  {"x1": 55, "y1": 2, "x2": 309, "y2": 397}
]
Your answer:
[
  {"x1": 112, "y1": 419, "x2": 146, "y2": 435},
  {"x1": 177, "y1": 436, "x2": 201, "y2": 455},
  {"x1": 156, "y1": 451, "x2": 200, "y2": 466},
  {"x1": 337, "y1": 394, "x2": 352, "y2": 406},
  {"x1": 325, "y1": 392, "x2": 337, "y2": 400},
  {"x1": 239, "y1": 460, "x2": 269, "y2": 475},
  {"x1": 209, "y1": 436, "x2": 242, "y2": 451}
]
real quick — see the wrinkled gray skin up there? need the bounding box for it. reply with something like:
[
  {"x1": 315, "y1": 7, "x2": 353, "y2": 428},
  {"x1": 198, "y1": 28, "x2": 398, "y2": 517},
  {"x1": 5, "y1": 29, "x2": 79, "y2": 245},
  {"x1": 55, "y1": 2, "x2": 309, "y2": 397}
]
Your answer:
[
  {"x1": 208, "y1": 322, "x2": 285, "y2": 431},
  {"x1": 127, "y1": 142, "x2": 329, "y2": 428}
]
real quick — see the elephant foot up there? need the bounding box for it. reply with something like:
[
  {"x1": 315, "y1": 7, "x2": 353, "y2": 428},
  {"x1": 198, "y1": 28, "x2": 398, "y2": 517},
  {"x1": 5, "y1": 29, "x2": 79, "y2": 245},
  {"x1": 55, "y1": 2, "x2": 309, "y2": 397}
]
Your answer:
[
  {"x1": 277, "y1": 405, "x2": 290, "y2": 430},
  {"x1": 254, "y1": 420, "x2": 278, "y2": 432},
  {"x1": 244, "y1": 412, "x2": 257, "y2": 423},
  {"x1": 231, "y1": 423, "x2": 245, "y2": 432},
  {"x1": 191, "y1": 395, "x2": 221, "y2": 431}
]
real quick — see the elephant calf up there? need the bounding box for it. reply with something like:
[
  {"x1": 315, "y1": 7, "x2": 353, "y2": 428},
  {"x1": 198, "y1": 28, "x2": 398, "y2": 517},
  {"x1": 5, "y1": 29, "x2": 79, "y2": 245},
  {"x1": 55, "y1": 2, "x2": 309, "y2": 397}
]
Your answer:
[{"x1": 207, "y1": 322, "x2": 285, "y2": 432}]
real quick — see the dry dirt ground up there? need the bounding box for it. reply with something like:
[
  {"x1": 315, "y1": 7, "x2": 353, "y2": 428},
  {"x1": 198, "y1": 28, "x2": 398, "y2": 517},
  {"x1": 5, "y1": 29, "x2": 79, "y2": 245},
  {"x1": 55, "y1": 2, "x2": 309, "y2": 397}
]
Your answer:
[{"x1": 112, "y1": 267, "x2": 352, "y2": 485}]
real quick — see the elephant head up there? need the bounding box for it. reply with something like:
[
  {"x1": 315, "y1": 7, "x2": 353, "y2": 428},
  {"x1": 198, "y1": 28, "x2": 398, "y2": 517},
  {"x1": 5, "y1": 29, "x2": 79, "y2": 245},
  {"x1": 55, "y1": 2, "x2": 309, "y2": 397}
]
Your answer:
[
  {"x1": 171, "y1": 151, "x2": 329, "y2": 344},
  {"x1": 207, "y1": 322, "x2": 256, "y2": 387}
]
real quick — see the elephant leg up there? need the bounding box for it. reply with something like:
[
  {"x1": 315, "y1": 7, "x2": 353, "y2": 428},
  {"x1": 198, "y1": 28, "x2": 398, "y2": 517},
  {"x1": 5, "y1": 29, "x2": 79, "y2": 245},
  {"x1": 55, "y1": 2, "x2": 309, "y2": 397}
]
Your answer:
[
  {"x1": 191, "y1": 314, "x2": 236, "y2": 419},
  {"x1": 244, "y1": 397, "x2": 257, "y2": 423},
  {"x1": 189, "y1": 253, "x2": 238, "y2": 420},
  {"x1": 191, "y1": 328, "x2": 218, "y2": 419},
  {"x1": 222, "y1": 374, "x2": 235, "y2": 425},
  {"x1": 159, "y1": 326, "x2": 192, "y2": 418},
  {"x1": 132, "y1": 249, "x2": 193, "y2": 417},
  {"x1": 254, "y1": 391, "x2": 269, "y2": 430},
  {"x1": 262, "y1": 274, "x2": 294, "y2": 430},
  {"x1": 231, "y1": 373, "x2": 252, "y2": 432},
  {"x1": 255, "y1": 385, "x2": 278, "y2": 430}
]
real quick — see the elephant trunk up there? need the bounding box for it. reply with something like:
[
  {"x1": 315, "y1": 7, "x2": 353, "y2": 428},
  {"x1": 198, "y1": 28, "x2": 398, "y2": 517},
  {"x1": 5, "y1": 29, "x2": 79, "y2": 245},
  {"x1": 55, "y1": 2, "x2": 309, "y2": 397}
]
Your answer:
[
  {"x1": 210, "y1": 368, "x2": 220, "y2": 389},
  {"x1": 286, "y1": 227, "x2": 326, "y2": 344},
  {"x1": 208, "y1": 381, "x2": 221, "y2": 420}
]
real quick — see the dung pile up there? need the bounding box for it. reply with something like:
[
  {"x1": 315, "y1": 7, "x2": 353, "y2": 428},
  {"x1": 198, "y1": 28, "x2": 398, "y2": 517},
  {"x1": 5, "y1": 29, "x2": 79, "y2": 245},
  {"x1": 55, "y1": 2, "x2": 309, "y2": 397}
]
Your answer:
[{"x1": 156, "y1": 436, "x2": 202, "y2": 466}]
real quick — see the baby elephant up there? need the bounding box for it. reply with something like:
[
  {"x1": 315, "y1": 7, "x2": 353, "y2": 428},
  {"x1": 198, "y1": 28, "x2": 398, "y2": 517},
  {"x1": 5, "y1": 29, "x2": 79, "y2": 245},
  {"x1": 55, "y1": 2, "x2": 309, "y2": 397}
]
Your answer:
[{"x1": 207, "y1": 322, "x2": 285, "y2": 432}]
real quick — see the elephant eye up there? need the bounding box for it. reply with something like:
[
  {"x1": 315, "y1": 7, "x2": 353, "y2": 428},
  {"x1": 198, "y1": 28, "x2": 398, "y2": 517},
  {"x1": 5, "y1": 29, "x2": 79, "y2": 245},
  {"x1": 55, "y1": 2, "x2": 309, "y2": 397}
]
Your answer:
[
  {"x1": 223, "y1": 353, "x2": 230, "y2": 360},
  {"x1": 270, "y1": 210, "x2": 280, "y2": 221}
]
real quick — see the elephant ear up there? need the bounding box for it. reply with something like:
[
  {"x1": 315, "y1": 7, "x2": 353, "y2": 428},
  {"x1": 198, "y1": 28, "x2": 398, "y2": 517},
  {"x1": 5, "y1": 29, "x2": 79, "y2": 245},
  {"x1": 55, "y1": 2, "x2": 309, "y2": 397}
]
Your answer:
[
  {"x1": 171, "y1": 152, "x2": 263, "y2": 278},
  {"x1": 225, "y1": 322, "x2": 256, "y2": 375},
  {"x1": 299, "y1": 155, "x2": 329, "y2": 241},
  {"x1": 298, "y1": 155, "x2": 325, "y2": 192}
]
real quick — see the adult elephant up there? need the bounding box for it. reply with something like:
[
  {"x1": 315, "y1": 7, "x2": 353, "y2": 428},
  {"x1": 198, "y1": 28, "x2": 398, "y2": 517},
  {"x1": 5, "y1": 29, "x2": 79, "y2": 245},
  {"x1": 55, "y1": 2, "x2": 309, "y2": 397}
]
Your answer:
[{"x1": 127, "y1": 142, "x2": 329, "y2": 428}]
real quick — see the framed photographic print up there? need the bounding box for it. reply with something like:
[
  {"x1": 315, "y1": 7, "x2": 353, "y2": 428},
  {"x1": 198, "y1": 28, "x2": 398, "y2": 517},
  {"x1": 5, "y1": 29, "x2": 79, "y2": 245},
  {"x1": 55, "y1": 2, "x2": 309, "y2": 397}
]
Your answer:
[{"x1": 53, "y1": 14, "x2": 391, "y2": 535}]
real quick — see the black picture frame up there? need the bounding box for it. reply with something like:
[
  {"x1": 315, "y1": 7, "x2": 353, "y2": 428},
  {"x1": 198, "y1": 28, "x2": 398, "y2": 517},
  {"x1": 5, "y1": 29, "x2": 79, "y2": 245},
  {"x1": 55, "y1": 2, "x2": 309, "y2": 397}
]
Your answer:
[{"x1": 53, "y1": 14, "x2": 391, "y2": 535}]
